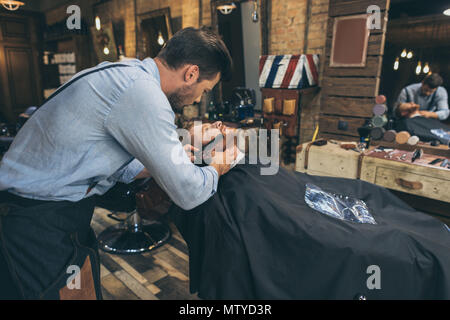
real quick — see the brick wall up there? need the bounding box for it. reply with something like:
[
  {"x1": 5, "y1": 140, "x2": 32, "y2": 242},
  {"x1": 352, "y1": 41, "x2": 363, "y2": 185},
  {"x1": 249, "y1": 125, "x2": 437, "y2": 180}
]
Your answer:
[
  {"x1": 44, "y1": 0, "x2": 329, "y2": 143},
  {"x1": 269, "y1": 0, "x2": 330, "y2": 143}
]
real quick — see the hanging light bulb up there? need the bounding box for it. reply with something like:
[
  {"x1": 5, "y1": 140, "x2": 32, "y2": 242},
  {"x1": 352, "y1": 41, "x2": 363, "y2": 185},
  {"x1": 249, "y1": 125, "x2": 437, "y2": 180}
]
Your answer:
[
  {"x1": 95, "y1": 16, "x2": 101, "y2": 31},
  {"x1": 393, "y1": 57, "x2": 399, "y2": 70},
  {"x1": 103, "y1": 46, "x2": 110, "y2": 55},
  {"x1": 406, "y1": 51, "x2": 413, "y2": 59},
  {"x1": 423, "y1": 62, "x2": 430, "y2": 74},
  {"x1": 157, "y1": 31, "x2": 165, "y2": 46},
  {"x1": 400, "y1": 49, "x2": 407, "y2": 58},
  {"x1": 415, "y1": 61, "x2": 422, "y2": 75}
]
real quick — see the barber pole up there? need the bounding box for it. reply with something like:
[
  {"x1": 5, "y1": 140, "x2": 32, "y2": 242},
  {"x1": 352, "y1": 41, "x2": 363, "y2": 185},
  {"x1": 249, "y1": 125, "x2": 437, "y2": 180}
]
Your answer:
[{"x1": 259, "y1": 54, "x2": 319, "y2": 89}]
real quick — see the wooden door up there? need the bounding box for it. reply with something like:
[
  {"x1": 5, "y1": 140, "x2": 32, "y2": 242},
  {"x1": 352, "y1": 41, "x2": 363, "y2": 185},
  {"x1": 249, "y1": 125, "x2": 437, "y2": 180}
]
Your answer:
[{"x1": 0, "y1": 11, "x2": 43, "y2": 124}]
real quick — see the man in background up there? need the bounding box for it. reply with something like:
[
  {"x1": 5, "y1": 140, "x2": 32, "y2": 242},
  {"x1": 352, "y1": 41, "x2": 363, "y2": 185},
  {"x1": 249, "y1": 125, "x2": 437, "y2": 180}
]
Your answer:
[{"x1": 395, "y1": 73, "x2": 449, "y2": 121}]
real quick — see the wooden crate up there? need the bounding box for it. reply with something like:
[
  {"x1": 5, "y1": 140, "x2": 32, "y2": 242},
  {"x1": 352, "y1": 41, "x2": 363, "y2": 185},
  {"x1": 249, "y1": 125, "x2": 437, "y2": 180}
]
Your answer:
[
  {"x1": 296, "y1": 140, "x2": 450, "y2": 204},
  {"x1": 295, "y1": 141, "x2": 361, "y2": 178},
  {"x1": 360, "y1": 152, "x2": 450, "y2": 203}
]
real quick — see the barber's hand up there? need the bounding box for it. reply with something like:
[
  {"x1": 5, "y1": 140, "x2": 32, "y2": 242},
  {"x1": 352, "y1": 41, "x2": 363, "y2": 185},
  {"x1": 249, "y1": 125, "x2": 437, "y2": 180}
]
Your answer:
[
  {"x1": 183, "y1": 144, "x2": 199, "y2": 163},
  {"x1": 209, "y1": 144, "x2": 239, "y2": 177},
  {"x1": 418, "y1": 110, "x2": 438, "y2": 119},
  {"x1": 399, "y1": 103, "x2": 419, "y2": 117}
]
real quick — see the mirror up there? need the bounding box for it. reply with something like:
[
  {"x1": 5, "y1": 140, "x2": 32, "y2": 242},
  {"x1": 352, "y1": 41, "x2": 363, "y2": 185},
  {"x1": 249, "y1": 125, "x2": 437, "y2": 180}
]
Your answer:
[
  {"x1": 211, "y1": 0, "x2": 269, "y2": 105},
  {"x1": 136, "y1": 8, "x2": 173, "y2": 59}
]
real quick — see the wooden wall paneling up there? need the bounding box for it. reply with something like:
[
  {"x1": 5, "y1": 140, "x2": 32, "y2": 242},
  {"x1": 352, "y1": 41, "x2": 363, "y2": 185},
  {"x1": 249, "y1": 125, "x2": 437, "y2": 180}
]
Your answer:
[
  {"x1": 319, "y1": 132, "x2": 361, "y2": 142},
  {"x1": 324, "y1": 55, "x2": 383, "y2": 78},
  {"x1": 1, "y1": 17, "x2": 30, "y2": 42},
  {"x1": 319, "y1": 0, "x2": 389, "y2": 140},
  {"x1": 328, "y1": 0, "x2": 390, "y2": 17},
  {"x1": 327, "y1": 10, "x2": 388, "y2": 36},
  {"x1": 5, "y1": 47, "x2": 38, "y2": 117},
  {"x1": 0, "y1": 12, "x2": 43, "y2": 123},
  {"x1": 322, "y1": 77, "x2": 380, "y2": 97},
  {"x1": 326, "y1": 32, "x2": 386, "y2": 57},
  {"x1": 319, "y1": 115, "x2": 366, "y2": 137},
  {"x1": 321, "y1": 96, "x2": 374, "y2": 118}
]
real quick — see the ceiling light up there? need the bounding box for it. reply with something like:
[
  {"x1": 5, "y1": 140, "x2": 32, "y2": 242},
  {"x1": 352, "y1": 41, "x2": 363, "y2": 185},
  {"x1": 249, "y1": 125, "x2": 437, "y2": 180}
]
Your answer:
[
  {"x1": 423, "y1": 62, "x2": 430, "y2": 74},
  {"x1": 217, "y1": 3, "x2": 236, "y2": 15},
  {"x1": 0, "y1": 0, "x2": 24, "y2": 11},
  {"x1": 103, "y1": 46, "x2": 110, "y2": 55},
  {"x1": 443, "y1": 8, "x2": 450, "y2": 16},
  {"x1": 400, "y1": 49, "x2": 407, "y2": 58},
  {"x1": 406, "y1": 51, "x2": 413, "y2": 59}
]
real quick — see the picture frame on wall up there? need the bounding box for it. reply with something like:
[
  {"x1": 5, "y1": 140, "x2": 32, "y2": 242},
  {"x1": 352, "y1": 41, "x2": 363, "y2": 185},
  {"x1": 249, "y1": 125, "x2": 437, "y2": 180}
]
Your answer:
[{"x1": 330, "y1": 14, "x2": 370, "y2": 67}]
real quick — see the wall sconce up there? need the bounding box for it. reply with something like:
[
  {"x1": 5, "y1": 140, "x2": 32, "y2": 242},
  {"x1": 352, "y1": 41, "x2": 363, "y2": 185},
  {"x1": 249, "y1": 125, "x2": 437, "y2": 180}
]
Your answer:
[
  {"x1": 252, "y1": 0, "x2": 259, "y2": 22},
  {"x1": 0, "y1": 0, "x2": 24, "y2": 11},
  {"x1": 217, "y1": 2, "x2": 236, "y2": 15}
]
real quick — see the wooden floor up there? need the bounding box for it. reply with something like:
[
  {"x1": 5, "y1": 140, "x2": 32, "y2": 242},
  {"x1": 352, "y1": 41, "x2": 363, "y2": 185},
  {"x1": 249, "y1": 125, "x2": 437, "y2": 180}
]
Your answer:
[{"x1": 91, "y1": 207, "x2": 199, "y2": 300}]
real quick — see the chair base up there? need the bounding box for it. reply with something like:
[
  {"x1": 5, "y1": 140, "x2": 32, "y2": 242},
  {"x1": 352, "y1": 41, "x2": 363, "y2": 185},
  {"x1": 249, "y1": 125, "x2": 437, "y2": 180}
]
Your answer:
[{"x1": 98, "y1": 220, "x2": 171, "y2": 255}]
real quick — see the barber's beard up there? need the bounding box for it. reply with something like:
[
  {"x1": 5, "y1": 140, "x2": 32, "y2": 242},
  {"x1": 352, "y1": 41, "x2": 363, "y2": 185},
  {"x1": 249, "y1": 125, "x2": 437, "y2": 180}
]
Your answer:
[{"x1": 167, "y1": 85, "x2": 195, "y2": 112}]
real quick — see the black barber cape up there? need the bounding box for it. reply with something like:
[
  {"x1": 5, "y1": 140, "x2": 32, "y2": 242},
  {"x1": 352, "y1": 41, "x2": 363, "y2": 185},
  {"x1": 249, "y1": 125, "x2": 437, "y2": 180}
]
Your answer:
[
  {"x1": 171, "y1": 164, "x2": 450, "y2": 299},
  {"x1": 395, "y1": 116, "x2": 450, "y2": 144}
]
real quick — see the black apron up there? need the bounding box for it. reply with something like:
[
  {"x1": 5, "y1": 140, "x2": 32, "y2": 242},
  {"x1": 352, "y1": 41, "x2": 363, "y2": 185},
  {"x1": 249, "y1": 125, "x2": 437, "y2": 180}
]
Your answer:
[
  {"x1": 0, "y1": 63, "x2": 132, "y2": 300},
  {"x1": 0, "y1": 192, "x2": 101, "y2": 299}
]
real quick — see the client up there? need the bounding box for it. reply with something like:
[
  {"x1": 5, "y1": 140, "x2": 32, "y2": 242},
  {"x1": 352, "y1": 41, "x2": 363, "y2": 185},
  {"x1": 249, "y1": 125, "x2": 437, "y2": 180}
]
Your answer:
[{"x1": 171, "y1": 121, "x2": 450, "y2": 300}]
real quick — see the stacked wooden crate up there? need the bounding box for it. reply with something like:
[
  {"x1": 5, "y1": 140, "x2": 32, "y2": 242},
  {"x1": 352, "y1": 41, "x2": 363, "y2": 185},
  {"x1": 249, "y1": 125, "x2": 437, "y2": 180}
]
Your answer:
[{"x1": 320, "y1": 0, "x2": 390, "y2": 140}]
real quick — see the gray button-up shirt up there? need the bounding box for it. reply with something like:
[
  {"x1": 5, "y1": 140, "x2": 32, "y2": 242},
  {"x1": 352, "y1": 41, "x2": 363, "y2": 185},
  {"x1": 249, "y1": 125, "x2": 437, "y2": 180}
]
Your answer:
[
  {"x1": 0, "y1": 58, "x2": 218, "y2": 210},
  {"x1": 395, "y1": 83, "x2": 449, "y2": 120}
]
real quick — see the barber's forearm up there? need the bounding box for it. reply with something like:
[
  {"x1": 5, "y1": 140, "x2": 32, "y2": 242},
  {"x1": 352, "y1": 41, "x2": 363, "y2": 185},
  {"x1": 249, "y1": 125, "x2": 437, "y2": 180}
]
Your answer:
[{"x1": 134, "y1": 168, "x2": 151, "y2": 180}]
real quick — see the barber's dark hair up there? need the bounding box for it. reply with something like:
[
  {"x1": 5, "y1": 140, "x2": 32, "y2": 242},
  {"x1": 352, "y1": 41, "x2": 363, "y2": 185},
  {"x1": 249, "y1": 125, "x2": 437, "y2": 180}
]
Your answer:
[
  {"x1": 157, "y1": 27, "x2": 233, "y2": 81},
  {"x1": 423, "y1": 73, "x2": 443, "y2": 89}
]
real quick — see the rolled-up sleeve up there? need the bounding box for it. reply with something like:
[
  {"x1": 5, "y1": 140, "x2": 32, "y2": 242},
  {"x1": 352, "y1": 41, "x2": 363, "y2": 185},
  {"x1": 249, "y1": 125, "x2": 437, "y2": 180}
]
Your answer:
[
  {"x1": 435, "y1": 88, "x2": 449, "y2": 121},
  {"x1": 104, "y1": 79, "x2": 219, "y2": 210},
  {"x1": 111, "y1": 158, "x2": 145, "y2": 184}
]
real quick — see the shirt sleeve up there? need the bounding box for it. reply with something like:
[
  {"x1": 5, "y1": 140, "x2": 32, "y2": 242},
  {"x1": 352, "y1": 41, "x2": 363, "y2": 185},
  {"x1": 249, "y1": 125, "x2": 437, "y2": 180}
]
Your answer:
[
  {"x1": 104, "y1": 79, "x2": 219, "y2": 210},
  {"x1": 393, "y1": 87, "x2": 408, "y2": 117},
  {"x1": 111, "y1": 158, "x2": 145, "y2": 184},
  {"x1": 434, "y1": 88, "x2": 449, "y2": 121}
]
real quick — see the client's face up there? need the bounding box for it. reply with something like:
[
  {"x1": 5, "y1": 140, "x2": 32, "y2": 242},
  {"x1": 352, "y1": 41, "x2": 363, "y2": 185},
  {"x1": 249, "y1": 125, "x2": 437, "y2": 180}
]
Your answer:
[{"x1": 189, "y1": 121, "x2": 236, "y2": 146}]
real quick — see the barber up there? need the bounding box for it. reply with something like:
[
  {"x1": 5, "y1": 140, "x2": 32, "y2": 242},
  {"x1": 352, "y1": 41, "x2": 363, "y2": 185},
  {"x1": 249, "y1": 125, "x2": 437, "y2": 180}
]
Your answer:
[
  {"x1": 394, "y1": 73, "x2": 449, "y2": 120},
  {"x1": 0, "y1": 27, "x2": 237, "y2": 299}
]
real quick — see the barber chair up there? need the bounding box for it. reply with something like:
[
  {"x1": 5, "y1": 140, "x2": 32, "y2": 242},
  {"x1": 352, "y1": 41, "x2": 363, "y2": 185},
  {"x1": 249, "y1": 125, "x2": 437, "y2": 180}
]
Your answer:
[{"x1": 96, "y1": 178, "x2": 172, "y2": 255}]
